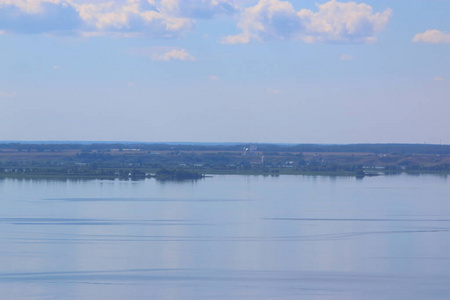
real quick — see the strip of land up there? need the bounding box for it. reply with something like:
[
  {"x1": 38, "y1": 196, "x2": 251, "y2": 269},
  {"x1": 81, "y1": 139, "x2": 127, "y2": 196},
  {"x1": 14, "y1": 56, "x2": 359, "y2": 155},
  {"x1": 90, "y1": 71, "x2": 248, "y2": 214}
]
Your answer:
[{"x1": 0, "y1": 142, "x2": 449, "y2": 179}]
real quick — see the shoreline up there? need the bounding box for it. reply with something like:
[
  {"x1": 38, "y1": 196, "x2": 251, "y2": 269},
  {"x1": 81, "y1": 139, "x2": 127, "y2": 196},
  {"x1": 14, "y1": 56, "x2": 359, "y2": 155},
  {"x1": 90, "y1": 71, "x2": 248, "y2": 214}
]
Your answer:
[{"x1": 0, "y1": 169, "x2": 448, "y2": 181}]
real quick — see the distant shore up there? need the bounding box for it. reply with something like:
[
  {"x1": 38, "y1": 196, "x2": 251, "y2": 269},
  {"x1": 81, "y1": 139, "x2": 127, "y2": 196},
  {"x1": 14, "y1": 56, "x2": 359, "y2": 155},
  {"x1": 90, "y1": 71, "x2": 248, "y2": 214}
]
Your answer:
[{"x1": 0, "y1": 142, "x2": 449, "y2": 180}]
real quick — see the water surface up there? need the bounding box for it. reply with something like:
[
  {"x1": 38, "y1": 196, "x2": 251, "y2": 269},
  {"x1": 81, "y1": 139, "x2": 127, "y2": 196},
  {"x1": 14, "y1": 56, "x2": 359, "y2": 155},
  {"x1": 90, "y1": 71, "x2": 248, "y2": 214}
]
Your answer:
[{"x1": 1, "y1": 174, "x2": 449, "y2": 299}]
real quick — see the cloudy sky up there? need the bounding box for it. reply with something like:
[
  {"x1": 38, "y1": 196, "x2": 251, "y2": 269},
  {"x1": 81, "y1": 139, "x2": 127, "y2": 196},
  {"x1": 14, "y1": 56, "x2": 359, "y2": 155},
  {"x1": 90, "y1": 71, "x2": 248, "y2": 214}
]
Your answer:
[{"x1": 1, "y1": 0, "x2": 449, "y2": 144}]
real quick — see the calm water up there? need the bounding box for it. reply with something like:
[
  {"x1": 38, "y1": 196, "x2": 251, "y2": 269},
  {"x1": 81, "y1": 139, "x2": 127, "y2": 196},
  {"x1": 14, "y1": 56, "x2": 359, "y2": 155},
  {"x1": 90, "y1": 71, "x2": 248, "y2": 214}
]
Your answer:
[{"x1": 1, "y1": 174, "x2": 449, "y2": 300}]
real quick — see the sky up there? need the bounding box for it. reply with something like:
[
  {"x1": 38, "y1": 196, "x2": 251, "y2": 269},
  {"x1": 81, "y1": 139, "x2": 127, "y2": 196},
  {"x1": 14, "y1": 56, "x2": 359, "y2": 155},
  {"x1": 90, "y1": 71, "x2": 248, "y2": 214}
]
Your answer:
[{"x1": 0, "y1": 0, "x2": 449, "y2": 144}]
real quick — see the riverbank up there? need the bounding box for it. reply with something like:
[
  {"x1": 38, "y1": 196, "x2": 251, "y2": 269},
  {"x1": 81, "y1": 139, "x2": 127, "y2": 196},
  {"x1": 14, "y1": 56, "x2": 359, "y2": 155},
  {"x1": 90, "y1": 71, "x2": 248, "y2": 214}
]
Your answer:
[{"x1": 1, "y1": 142, "x2": 449, "y2": 180}]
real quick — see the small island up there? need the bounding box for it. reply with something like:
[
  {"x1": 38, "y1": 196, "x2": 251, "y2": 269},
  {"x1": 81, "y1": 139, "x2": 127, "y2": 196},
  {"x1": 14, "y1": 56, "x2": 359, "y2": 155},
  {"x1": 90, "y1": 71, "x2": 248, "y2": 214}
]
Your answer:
[{"x1": 154, "y1": 169, "x2": 204, "y2": 180}]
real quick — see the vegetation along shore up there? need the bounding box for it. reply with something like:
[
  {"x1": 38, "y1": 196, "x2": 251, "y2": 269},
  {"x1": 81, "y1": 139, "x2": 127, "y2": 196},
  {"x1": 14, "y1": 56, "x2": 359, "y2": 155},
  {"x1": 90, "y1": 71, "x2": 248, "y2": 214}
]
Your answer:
[{"x1": 0, "y1": 142, "x2": 449, "y2": 180}]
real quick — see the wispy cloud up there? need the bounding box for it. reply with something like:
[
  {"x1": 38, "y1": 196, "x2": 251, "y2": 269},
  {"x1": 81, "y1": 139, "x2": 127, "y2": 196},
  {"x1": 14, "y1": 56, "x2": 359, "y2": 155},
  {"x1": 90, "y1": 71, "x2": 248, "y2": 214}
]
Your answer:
[
  {"x1": 131, "y1": 47, "x2": 195, "y2": 61},
  {"x1": 222, "y1": 0, "x2": 392, "y2": 44},
  {"x1": 152, "y1": 49, "x2": 195, "y2": 61},
  {"x1": 413, "y1": 30, "x2": 450, "y2": 44},
  {"x1": 433, "y1": 77, "x2": 444, "y2": 82}
]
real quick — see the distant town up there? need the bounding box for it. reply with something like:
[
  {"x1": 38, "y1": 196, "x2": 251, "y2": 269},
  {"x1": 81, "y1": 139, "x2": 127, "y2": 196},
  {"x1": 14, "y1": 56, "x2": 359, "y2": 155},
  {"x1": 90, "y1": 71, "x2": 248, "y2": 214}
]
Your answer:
[{"x1": 0, "y1": 142, "x2": 449, "y2": 179}]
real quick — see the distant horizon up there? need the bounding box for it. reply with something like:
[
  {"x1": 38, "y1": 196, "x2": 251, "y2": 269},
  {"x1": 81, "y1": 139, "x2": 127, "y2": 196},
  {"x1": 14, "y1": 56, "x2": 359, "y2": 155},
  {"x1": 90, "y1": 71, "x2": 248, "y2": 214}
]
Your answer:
[{"x1": 1, "y1": 140, "x2": 449, "y2": 146}]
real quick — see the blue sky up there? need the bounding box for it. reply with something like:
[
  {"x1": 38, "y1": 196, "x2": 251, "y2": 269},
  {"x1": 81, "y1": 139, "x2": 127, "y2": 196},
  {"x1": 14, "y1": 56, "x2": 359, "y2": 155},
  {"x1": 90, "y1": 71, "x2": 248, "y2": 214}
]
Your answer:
[{"x1": 1, "y1": 0, "x2": 449, "y2": 144}]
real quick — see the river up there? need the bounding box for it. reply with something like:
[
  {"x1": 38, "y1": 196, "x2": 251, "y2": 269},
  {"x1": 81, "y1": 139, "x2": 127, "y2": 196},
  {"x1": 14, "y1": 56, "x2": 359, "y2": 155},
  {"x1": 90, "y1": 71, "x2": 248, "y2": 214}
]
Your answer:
[{"x1": 0, "y1": 174, "x2": 449, "y2": 299}]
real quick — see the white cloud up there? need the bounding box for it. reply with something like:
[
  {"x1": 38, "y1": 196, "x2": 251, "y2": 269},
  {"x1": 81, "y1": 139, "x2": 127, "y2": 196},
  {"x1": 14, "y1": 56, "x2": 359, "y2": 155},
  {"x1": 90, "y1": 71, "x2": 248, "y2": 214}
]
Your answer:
[
  {"x1": 0, "y1": 0, "x2": 81, "y2": 34},
  {"x1": 52, "y1": 65, "x2": 61, "y2": 70},
  {"x1": 0, "y1": 0, "x2": 392, "y2": 42},
  {"x1": 0, "y1": 91, "x2": 16, "y2": 98},
  {"x1": 222, "y1": 0, "x2": 392, "y2": 44},
  {"x1": 0, "y1": 0, "x2": 237, "y2": 37},
  {"x1": 72, "y1": 0, "x2": 195, "y2": 38},
  {"x1": 340, "y1": 54, "x2": 353, "y2": 61},
  {"x1": 131, "y1": 47, "x2": 195, "y2": 61},
  {"x1": 0, "y1": 0, "x2": 65, "y2": 14},
  {"x1": 413, "y1": 30, "x2": 450, "y2": 44},
  {"x1": 222, "y1": 0, "x2": 301, "y2": 44},
  {"x1": 0, "y1": 0, "x2": 193, "y2": 37},
  {"x1": 222, "y1": 33, "x2": 250, "y2": 44},
  {"x1": 154, "y1": 49, "x2": 195, "y2": 61},
  {"x1": 267, "y1": 88, "x2": 282, "y2": 94},
  {"x1": 433, "y1": 77, "x2": 444, "y2": 82}
]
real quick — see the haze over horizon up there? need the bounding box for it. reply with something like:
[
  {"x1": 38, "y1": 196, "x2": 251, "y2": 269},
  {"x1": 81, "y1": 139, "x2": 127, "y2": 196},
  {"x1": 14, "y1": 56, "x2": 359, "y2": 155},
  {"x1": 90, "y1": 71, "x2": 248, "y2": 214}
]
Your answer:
[
  {"x1": 2, "y1": 140, "x2": 450, "y2": 147},
  {"x1": 2, "y1": 0, "x2": 449, "y2": 144}
]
